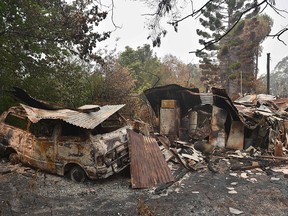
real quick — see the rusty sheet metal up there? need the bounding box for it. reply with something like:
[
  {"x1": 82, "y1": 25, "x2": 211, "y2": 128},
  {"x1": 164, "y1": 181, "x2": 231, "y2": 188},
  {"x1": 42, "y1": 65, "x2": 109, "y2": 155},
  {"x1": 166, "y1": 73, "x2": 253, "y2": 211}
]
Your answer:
[
  {"x1": 273, "y1": 98, "x2": 288, "y2": 111},
  {"x1": 234, "y1": 94, "x2": 276, "y2": 105},
  {"x1": 11, "y1": 87, "x2": 102, "y2": 113},
  {"x1": 21, "y1": 103, "x2": 125, "y2": 129},
  {"x1": 160, "y1": 106, "x2": 180, "y2": 136},
  {"x1": 209, "y1": 106, "x2": 227, "y2": 148},
  {"x1": 234, "y1": 94, "x2": 257, "y2": 104},
  {"x1": 226, "y1": 121, "x2": 244, "y2": 150},
  {"x1": 212, "y1": 88, "x2": 240, "y2": 121},
  {"x1": 127, "y1": 129, "x2": 175, "y2": 188}
]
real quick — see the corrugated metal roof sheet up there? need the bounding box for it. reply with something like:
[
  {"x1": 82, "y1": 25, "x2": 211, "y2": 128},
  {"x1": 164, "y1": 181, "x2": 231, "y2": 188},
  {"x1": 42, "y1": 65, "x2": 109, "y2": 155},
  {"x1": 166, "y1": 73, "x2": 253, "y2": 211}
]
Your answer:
[
  {"x1": 21, "y1": 103, "x2": 125, "y2": 129},
  {"x1": 200, "y1": 93, "x2": 213, "y2": 105},
  {"x1": 127, "y1": 129, "x2": 175, "y2": 189},
  {"x1": 144, "y1": 84, "x2": 201, "y2": 118}
]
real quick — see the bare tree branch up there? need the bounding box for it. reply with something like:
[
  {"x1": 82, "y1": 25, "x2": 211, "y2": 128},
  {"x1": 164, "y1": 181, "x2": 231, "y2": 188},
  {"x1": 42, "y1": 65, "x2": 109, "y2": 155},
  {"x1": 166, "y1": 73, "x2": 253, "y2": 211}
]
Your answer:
[
  {"x1": 189, "y1": 0, "x2": 271, "y2": 54},
  {"x1": 167, "y1": 0, "x2": 218, "y2": 26},
  {"x1": 110, "y1": 0, "x2": 121, "y2": 30},
  {"x1": 264, "y1": 2, "x2": 288, "y2": 45},
  {"x1": 268, "y1": 28, "x2": 288, "y2": 45},
  {"x1": 144, "y1": 0, "x2": 287, "y2": 52}
]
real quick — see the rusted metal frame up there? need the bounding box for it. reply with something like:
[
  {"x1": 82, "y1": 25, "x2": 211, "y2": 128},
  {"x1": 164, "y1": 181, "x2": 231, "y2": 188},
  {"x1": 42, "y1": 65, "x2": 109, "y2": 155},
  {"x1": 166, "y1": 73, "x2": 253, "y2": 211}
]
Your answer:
[
  {"x1": 27, "y1": 120, "x2": 31, "y2": 132},
  {"x1": 104, "y1": 152, "x2": 129, "y2": 169},
  {"x1": 230, "y1": 161, "x2": 263, "y2": 171},
  {"x1": 103, "y1": 142, "x2": 129, "y2": 173},
  {"x1": 268, "y1": 121, "x2": 281, "y2": 148},
  {"x1": 230, "y1": 159, "x2": 288, "y2": 171},
  {"x1": 5, "y1": 107, "x2": 27, "y2": 120}
]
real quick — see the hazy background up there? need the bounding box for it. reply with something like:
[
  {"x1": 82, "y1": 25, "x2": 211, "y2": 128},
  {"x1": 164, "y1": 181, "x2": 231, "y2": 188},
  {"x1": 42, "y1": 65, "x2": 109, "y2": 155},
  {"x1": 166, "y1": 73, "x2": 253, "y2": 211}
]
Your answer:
[{"x1": 99, "y1": 0, "x2": 288, "y2": 76}]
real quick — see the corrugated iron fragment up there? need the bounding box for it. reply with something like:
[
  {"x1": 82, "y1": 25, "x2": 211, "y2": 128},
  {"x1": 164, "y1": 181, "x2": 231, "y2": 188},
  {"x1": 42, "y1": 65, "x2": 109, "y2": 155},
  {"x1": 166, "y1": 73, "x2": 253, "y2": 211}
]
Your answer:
[
  {"x1": 21, "y1": 103, "x2": 125, "y2": 129},
  {"x1": 226, "y1": 121, "x2": 244, "y2": 150},
  {"x1": 127, "y1": 129, "x2": 175, "y2": 189},
  {"x1": 209, "y1": 106, "x2": 227, "y2": 148}
]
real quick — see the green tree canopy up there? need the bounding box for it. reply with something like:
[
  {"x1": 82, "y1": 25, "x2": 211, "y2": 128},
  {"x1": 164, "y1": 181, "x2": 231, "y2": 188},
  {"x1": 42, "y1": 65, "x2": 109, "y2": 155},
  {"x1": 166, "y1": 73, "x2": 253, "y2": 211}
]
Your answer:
[
  {"x1": 269, "y1": 56, "x2": 288, "y2": 97},
  {"x1": 218, "y1": 14, "x2": 273, "y2": 98},
  {"x1": 118, "y1": 44, "x2": 162, "y2": 93},
  {"x1": 0, "y1": 0, "x2": 110, "y2": 111}
]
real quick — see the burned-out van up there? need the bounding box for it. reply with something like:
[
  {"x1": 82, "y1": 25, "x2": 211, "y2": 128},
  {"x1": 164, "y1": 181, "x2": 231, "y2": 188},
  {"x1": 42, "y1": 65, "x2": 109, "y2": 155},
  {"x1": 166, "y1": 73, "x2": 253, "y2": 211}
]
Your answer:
[{"x1": 0, "y1": 104, "x2": 131, "y2": 182}]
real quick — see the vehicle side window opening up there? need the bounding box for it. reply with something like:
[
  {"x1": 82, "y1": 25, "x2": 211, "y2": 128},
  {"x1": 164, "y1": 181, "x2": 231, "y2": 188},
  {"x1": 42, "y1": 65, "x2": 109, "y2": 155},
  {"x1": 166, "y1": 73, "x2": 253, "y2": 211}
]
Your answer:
[
  {"x1": 30, "y1": 119, "x2": 57, "y2": 137},
  {"x1": 91, "y1": 113, "x2": 125, "y2": 135},
  {"x1": 4, "y1": 113, "x2": 28, "y2": 130},
  {"x1": 60, "y1": 121, "x2": 89, "y2": 140}
]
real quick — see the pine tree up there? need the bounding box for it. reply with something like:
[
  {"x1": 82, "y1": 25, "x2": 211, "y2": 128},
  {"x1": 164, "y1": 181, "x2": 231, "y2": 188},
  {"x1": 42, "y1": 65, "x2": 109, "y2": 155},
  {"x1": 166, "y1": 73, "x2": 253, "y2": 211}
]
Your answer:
[
  {"x1": 218, "y1": 14, "x2": 272, "y2": 98},
  {"x1": 196, "y1": 0, "x2": 251, "y2": 92}
]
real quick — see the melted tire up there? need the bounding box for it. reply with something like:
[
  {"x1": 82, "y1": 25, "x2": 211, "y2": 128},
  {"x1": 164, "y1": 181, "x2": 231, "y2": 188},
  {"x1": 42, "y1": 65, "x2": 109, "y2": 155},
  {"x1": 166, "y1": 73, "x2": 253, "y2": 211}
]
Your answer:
[{"x1": 69, "y1": 166, "x2": 87, "y2": 183}]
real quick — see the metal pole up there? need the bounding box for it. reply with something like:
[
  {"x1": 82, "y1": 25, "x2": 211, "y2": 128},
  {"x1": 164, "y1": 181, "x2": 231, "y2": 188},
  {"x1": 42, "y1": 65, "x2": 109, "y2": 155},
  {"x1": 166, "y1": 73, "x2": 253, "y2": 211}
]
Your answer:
[
  {"x1": 267, "y1": 53, "x2": 270, "y2": 94},
  {"x1": 240, "y1": 70, "x2": 242, "y2": 96}
]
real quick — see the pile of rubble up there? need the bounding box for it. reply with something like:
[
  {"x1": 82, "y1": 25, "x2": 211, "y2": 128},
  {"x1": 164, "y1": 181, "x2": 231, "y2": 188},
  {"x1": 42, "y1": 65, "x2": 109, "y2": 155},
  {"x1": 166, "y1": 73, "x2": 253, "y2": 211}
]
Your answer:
[
  {"x1": 128, "y1": 84, "x2": 288, "y2": 190},
  {"x1": 1, "y1": 85, "x2": 288, "y2": 191}
]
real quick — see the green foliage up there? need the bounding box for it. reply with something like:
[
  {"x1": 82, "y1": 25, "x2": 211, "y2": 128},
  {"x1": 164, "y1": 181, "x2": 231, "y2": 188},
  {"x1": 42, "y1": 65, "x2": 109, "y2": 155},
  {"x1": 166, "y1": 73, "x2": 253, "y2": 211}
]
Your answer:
[
  {"x1": 269, "y1": 56, "x2": 288, "y2": 97},
  {"x1": 231, "y1": 20, "x2": 246, "y2": 35},
  {"x1": 0, "y1": 0, "x2": 110, "y2": 109},
  {"x1": 219, "y1": 46, "x2": 229, "y2": 56},
  {"x1": 196, "y1": 0, "x2": 251, "y2": 90},
  {"x1": 218, "y1": 13, "x2": 273, "y2": 95},
  {"x1": 0, "y1": 93, "x2": 18, "y2": 114},
  {"x1": 118, "y1": 44, "x2": 161, "y2": 93},
  {"x1": 196, "y1": 29, "x2": 211, "y2": 39},
  {"x1": 229, "y1": 61, "x2": 241, "y2": 70},
  {"x1": 229, "y1": 73, "x2": 238, "y2": 80},
  {"x1": 196, "y1": 0, "x2": 249, "y2": 53}
]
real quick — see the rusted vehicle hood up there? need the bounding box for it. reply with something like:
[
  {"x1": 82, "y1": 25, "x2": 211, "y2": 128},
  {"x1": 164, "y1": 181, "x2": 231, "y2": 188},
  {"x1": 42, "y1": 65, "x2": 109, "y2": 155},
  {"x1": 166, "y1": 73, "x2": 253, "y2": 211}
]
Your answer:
[{"x1": 90, "y1": 126, "x2": 131, "y2": 157}]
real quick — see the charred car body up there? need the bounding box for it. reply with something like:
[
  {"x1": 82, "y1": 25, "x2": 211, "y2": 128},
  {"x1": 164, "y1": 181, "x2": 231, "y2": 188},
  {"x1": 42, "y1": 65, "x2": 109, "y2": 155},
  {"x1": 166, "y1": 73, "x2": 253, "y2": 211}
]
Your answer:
[{"x1": 0, "y1": 101, "x2": 131, "y2": 182}]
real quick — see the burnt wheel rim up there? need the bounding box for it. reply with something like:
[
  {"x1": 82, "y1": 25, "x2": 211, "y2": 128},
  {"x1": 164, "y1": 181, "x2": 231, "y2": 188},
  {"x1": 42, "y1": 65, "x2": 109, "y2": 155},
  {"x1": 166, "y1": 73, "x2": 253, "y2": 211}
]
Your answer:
[{"x1": 70, "y1": 167, "x2": 86, "y2": 183}]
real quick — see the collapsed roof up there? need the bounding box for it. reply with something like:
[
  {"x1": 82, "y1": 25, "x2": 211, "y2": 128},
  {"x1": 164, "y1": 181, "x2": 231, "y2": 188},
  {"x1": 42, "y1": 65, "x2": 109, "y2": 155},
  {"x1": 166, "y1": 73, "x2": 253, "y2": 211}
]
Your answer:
[
  {"x1": 144, "y1": 84, "x2": 240, "y2": 121},
  {"x1": 144, "y1": 84, "x2": 201, "y2": 118},
  {"x1": 21, "y1": 103, "x2": 125, "y2": 129},
  {"x1": 144, "y1": 84, "x2": 288, "y2": 150},
  {"x1": 10, "y1": 87, "x2": 125, "y2": 129}
]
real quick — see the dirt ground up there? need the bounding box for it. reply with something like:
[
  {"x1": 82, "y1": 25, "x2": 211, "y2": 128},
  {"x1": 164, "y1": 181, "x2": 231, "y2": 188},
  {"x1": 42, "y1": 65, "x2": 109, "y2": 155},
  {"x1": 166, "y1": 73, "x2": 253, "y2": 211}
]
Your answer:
[{"x1": 0, "y1": 156, "x2": 288, "y2": 216}]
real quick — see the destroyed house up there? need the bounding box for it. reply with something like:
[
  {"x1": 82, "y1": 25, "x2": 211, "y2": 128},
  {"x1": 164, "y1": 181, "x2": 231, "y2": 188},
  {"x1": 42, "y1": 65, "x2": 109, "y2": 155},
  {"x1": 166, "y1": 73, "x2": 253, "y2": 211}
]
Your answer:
[{"x1": 144, "y1": 84, "x2": 288, "y2": 154}]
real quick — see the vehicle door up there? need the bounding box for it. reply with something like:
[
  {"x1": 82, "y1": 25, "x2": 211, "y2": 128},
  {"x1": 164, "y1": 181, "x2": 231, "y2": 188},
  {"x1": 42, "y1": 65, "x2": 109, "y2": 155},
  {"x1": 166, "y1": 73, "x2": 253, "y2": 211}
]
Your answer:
[
  {"x1": 29, "y1": 119, "x2": 56, "y2": 172},
  {"x1": 56, "y1": 122, "x2": 94, "y2": 167},
  {"x1": 1, "y1": 110, "x2": 35, "y2": 161}
]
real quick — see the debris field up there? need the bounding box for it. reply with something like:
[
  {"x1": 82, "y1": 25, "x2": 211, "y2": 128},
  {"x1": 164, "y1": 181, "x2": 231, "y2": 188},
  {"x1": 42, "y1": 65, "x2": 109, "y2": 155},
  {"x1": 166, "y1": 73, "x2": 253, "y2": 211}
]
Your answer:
[{"x1": 1, "y1": 85, "x2": 288, "y2": 215}]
